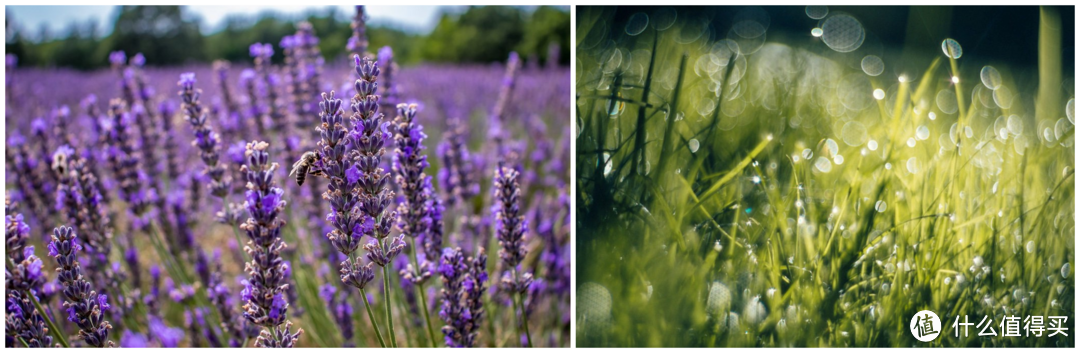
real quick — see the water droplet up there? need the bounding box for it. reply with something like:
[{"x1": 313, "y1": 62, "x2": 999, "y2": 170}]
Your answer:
[
  {"x1": 751, "y1": 175, "x2": 761, "y2": 184},
  {"x1": 833, "y1": 155, "x2": 844, "y2": 165},
  {"x1": 625, "y1": 12, "x2": 650, "y2": 36},
  {"x1": 875, "y1": 200, "x2": 887, "y2": 212},
  {"x1": 810, "y1": 27, "x2": 823, "y2": 37},
  {"x1": 944, "y1": 276, "x2": 952, "y2": 285},
  {"x1": 805, "y1": 6, "x2": 828, "y2": 20},
  {"x1": 689, "y1": 139, "x2": 700, "y2": 153},
  {"x1": 1062, "y1": 263, "x2": 1070, "y2": 279},
  {"x1": 814, "y1": 156, "x2": 832, "y2": 173},
  {"x1": 825, "y1": 139, "x2": 839, "y2": 156},
  {"x1": 802, "y1": 149, "x2": 814, "y2": 160},
  {"x1": 980, "y1": 66, "x2": 1002, "y2": 89},
  {"x1": 906, "y1": 157, "x2": 920, "y2": 174},
  {"x1": 602, "y1": 152, "x2": 613, "y2": 177},
  {"x1": 861, "y1": 55, "x2": 884, "y2": 76},
  {"x1": 907, "y1": 138, "x2": 916, "y2": 147},
  {"x1": 916, "y1": 125, "x2": 930, "y2": 140},
  {"x1": 941, "y1": 38, "x2": 962, "y2": 59},
  {"x1": 873, "y1": 89, "x2": 885, "y2": 100},
  {"x1": 821, "y1": 14, "x2": 865, "y2": 53},
  {"x1": 884, "y1": 162, "x2": 892, "y2": 170},
  {"x1": 867, "y1": 139, "x2": 878, "y2": 151},
  {"x1": 1025, "y1": 241, "x2": 1035, "y2": 253},
  {"x1": 928, "y1": 112, "x2": 937, "y2": 120}
]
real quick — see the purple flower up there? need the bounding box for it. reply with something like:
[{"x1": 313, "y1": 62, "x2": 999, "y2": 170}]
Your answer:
[
  {"x1": 238, "y1": 141, "x2": 302, "y2": 346},
  {"x1": 6, "y1": 291, "x2": 53, "y2": 347},
  {"x1": 109, "y1": 51, "x2": 126, "y2": 66},
  {"x1": 49, "y1": 226, "x2": 112, "y2": 347},
  {"x1": 392, "y1": 103, "x2": 436, "y2": 272},
  {"x1": 120, "y1": 330, "x2": 148, "y2": 348},
  {"x1": 131, "y1": 53, "x2": 146, "y2": 67},
  {"x1": 439, "y1": 247, "x2": 485, "y2": 347}
]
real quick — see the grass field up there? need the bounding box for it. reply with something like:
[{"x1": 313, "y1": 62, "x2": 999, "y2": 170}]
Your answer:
[{"x1": 575, "y1": 6, "x2": 1074, "y2": 347}]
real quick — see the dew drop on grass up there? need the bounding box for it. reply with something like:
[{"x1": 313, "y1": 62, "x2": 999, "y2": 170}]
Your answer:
[
  {"x1": 1025, "y1": 241, "x2": 1035, "y2": 253},
  {"x1": 825, "y1": 138, "x2": 839, "y2": 156},
  {"x1": 602, "y1": 152, "x2": 613, "y2": 177},
  {"x1": 916, "y1": 125, "x2": 930, "y2": 140},
  {"x1": 821, "y1": 14, "x2": 865, "y2": 53},
  {"x1": 907, "y1": 138, "x2": 916, "y2": 147},
  {"x1": 929, "y1": 112, "x2": 937, "y2": 120},
  {"x1": 833, "y1": 155, "x2": 844, "y2": 165},
  {"x1": 884, "y1": 162, "x2": 892, "y2": 170},
  {"x1": 944, "y1": 277, "x2": 951, "y2": 285},
  {"x1": 805, "y1": 6, "x2": 828, "y2": 20},
  {"x1": 811, "y1": 28, "x2": 823, "y2": 37},
  {"x1": 689, "y1": 139, "x2": 700, "y2": 153},
  {"x1": 873, "y1": 89, "x2": 885, "y2": 100},
  {"x1": 625, "y1": 12, "x2": 649, "y2": 36},
  {"x1": 980, "y1": 66, "x2": 1002, "y2": 89},
  {"x1": 861, "y1": 55, "x2": 884, "y2": 76},
  {"x1": 1062, "y1": 263, "x2": 1070, "y2": 279},
  {"x1": 706, "y1": 282, "x2": 732, "y2": 318},
  {"x1": 875, "y1": 200, "x2": 887, "y2": 212},
  {"x1": 802, "y1": 148, "x2": 814, "y2": 160},
  {"x1": 814, "y1": 156, "x2": 832, "y2": 173},
  {"x1": 941, "y1": 38, "x2": 962, "y2": 59},
  {"x1": 751, "y1": 175, "x2": 761, "y2": 184},
  {"x1": 867, "y1": 139, "x2": 878, "y2": 151}
]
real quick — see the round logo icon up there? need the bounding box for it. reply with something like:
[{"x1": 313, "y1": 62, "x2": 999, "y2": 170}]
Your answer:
[{"x1": 909, "y1": 310, "x2": 941, "y2": 342}]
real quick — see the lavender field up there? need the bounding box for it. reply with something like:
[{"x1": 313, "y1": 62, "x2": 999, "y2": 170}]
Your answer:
[{"x1": 4, "y1": 8, "x2": 570, "y2": 348}]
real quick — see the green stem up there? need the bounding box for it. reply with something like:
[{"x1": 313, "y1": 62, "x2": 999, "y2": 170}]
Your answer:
[
  {"x1": 29, "y1": 292, "x2": 69, "y2": 347},
  {"x1": 409, "y1": 238, "x2": 438, "y2": 347},
  {"x1": 359, "y1": 287, "x2": 387, "y2": 348},
  {"x1": 514, "y1": 290, "x2": 534, "y2": 347},
  {"x1": 383, "y1": 263, "x2": 399, "y2": 347}
]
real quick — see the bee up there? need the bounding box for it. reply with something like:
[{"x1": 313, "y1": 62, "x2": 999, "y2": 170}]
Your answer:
[
  {"x1": 289, "y1": 151, "x2": 323, "y2": 186},
  {"x1": 51, "y1": 149, "x2": 70, "y2": 178}
]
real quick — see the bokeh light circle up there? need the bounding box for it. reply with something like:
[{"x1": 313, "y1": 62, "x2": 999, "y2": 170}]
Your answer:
[
  {"x1": 625, "y1": 12, "x2": 649, "y2": 36},
  {"x1": 861, "y1": 55, "x2": 884, "y2": 76},
  {"x1": 821, "y1": 14, "x2": 865, "y2": 53}
]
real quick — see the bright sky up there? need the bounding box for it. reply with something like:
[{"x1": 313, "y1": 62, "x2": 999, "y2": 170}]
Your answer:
[{"x1": 5, "y1": 5, "x2": 475, "y2": 40}]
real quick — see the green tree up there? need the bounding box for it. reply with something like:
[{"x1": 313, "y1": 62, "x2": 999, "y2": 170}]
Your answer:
[{"x1": 110, "y1": 5, "x2": 204, "y2": 66}]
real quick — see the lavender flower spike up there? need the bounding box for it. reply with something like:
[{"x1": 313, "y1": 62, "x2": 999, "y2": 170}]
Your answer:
[
  {"x1": 6, "y1": 199, "x2": 53, "y2": 348},
  {"x1": 438, "y1": 247, "x2": 486, "y2": 347},
  {"x1": 494, "y1": 165, "x2": 534, "y2": 346},
  {"x1": 350, "y1": 55, "x2": 402, "y2": 267},
  {"x1": 49, "y1": 226, "x2": 113, "y2": 347},
  {"x1": 238, "y1": 141, "x2": 302, "y2": 347},
  {"x1": 178, "y1": 72, "x2": 238, "y2": 224}
]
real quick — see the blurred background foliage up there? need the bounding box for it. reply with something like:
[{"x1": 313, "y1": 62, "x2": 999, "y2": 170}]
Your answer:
[{"x1": 5, "y1": 5, "x2": 570, "y2": 70}]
